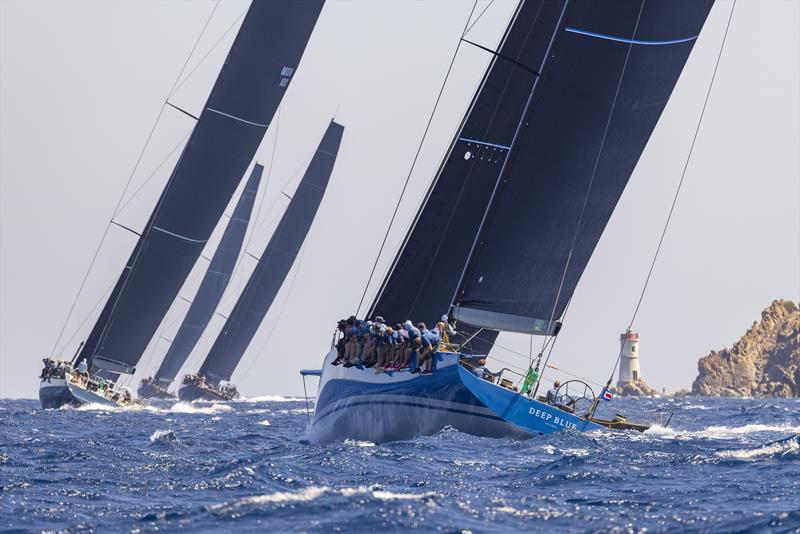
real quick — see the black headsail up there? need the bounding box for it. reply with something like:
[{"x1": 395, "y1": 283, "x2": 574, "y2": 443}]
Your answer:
[
  {"x1": 370, "y1": 0, "x2": 713, "y2": 350},
  {"x1": 76, "y1": 1, "x2": 324, "y2": 375},
  {"x1": 151, "y1": 165, "x2": 263, "y2": 387},
  {"x1": 198, "y1": 121, "x2": 344, "y2": 384},
  {"x1": 452, "y1": 0, "x2": 714, "y2": 336}
]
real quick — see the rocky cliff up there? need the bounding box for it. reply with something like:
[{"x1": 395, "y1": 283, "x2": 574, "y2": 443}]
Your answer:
[
  {"x1": 614, "y1": 378, "x2": 661, "y2": 397},
  {"x1": 691, "y1": 300, "x2": 799, "y2": 397}
]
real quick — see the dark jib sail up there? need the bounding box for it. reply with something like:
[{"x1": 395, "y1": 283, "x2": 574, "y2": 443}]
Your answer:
[
  {"x1": 453, "y1": 0, "x2": 713, "y2": 335},
  {"x1": 198, "y1": 121, "x2": 344, "y2": 384},
  {"x1": 370, "y1": 0, "x2": 712, "y2": 346},
  {"x1": 75, "y1": 1, "x2": 324, "y2": 375},
  {"x1": 151, "y1": 165, "x2": 263, "y2": 386}
]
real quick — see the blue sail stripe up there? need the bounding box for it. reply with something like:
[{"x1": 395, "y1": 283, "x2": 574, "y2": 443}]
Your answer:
[
  {"x1": 458, "y1": 137, "x2": 511, "y2": 150},
  {"x1": 565, "y1": 27, "x2": 699, "y2": 46}
]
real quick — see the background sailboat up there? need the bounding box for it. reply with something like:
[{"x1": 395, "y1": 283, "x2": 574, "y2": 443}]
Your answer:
[
  {"x1": 179, "y1": 120, "x2": 344, "y2": 402},
  {"x1": 38, "y1": 0, "x2": 325, "y2": 408},
  {"x1": 138, "y1": 165, "x2": 264, "y2": 400}
]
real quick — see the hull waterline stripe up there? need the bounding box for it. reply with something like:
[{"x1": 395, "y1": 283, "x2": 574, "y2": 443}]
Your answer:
[
  {"x1": 206, "y1": 107, "x2": 268, "y2": 127},
  {"x1": 565, "y1": 27, "x2": 699, "y2": 46},
  {"x1": 314, "y1": 399, "x2": 506, "y2": 424},
  {"x1": 458, "y1": 137, "x2": 511, "y2": 150},
  {"x1": 152, "y1": 226, "x2": 208, "y2": 244}
]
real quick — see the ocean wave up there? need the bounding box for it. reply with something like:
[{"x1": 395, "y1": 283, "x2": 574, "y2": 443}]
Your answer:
[
  {"x1": 645, "y1": 423, "x2": 800, "y2": 440},
  {"x1": 149, "y1": 429, "x2": 177, "y2": 443},
  {"x1": 257, "y1": 420, "x2": 271, "y2": 426},
  {"x1": 169, "y1": 402, "x2": 233, "y2": 415},
  {"x1": 71, "y1": 403, "x2": 160, "y2": 413},
  {"x1": 681, "y1": 404, "x2": 712, "y2": 410},
  {"x1": 235, "y1": 395, "x2": 305, "y2": 403},
  {"x1": 715, "y1": 434, "x2": 800, "y2": 460},
  {"x1": 209, "y1": 485, "x2": 437, "y2": 513},
  {"x1": 344, "y1": 439, "x2": 375, "y2": 447}
]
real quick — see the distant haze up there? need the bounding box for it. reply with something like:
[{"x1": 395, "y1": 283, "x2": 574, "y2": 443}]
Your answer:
[{"x1": 1, "y1": 0, "x2": 798, "y2": 399}]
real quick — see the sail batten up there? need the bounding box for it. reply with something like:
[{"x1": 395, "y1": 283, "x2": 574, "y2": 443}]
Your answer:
[
  {"x1": 198, "y1": 121, "x2": 344, "y2": 383},
  {"x1": 76, "y1": 1, "x2": 324, "y2": 372}
]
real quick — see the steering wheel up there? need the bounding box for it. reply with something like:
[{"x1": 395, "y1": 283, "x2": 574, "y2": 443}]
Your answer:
[{"x1": 555, "y1": 380, "x2": 596, "y2": 415}]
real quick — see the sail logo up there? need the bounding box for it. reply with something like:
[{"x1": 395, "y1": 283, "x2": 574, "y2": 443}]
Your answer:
[
  {"x1": 528, "y1": 406, "x2": 577, "y2": 430},
  {"x1": 279, "y1": 66, "x2": 295, "y2": 88}
]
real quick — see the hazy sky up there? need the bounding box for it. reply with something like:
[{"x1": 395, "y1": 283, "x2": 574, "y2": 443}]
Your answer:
[{"x1": 1, "y1": 0, "x2": 798, "y2": 399}]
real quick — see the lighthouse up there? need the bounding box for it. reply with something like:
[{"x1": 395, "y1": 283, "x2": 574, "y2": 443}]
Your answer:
[{"x1": 617, "y1": 328, "x2": 641, "y2": 387}]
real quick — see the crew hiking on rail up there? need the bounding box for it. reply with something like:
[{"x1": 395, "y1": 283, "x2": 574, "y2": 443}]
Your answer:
[{"x1": 331, "y1": 314, "x2": 456, "y2": 374}]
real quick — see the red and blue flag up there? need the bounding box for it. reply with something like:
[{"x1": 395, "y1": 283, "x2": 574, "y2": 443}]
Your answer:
[{"x1": 601, "y1": 387, "x2": 614, "y2": 401}]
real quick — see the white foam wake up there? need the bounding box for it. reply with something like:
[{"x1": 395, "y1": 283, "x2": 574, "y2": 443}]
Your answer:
[
  {"x1": 235, "y1": 395, "x2": 304, "y2": 403},
  {"x1": 645, "y1": 423, "x2": 800, "y2": 440},
  {"x1": 209, "y1": 486, "x2": 437, "y2": 512},
  {"x1": 169, "y1": 402, "x2": 233, "y2": 415},
  {"x1": 71, "y1": 402, "x2": 160, "y2": 413},
  {"x1": 149, "y1": 429, "x2": 178, "y2": 443}
]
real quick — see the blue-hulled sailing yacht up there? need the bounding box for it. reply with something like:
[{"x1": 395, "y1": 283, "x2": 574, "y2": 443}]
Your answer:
[
  {"x1": 308, "y1": 0, "x2": 715, "y2": 443},
  {"x1": 39, "y1": 0, "x2": 325, "y2": 409}
]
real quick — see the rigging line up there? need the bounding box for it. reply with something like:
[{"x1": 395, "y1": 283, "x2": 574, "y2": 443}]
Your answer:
[
  {"x1": 170, "y1": 7, "x2": 248, "y2": 98},
  {"x1": 49, "y1": 1, "x2": 221, "y2": 356},
  {"x1": 233, "y1": 244, "x2": 309, "y2": 384},
  {"x1": 354, "y1": 0, "x2": 480, "y2": 318},
  {"x1": 228, "y1": 110, "x2": 280, "y2": 289},
  {"x1": 247, "y1": 148, "x2": 315, "y2": 247},
  {"x1": 370, "y1": 15, "x2": 524, "y2": 324},
  {"x1": 402, "y1": 1, "x2": 538, "y2": 317},
  {"x1": 87, "y1": 4, "x2": 231, "y2": 360},
  {"x1": 55, "y1": 278, "x2": 117, "y2": 358},
  {"x1": 538, "y1": 0, "x2": 645, "y2": 359},
  {"x1": 460, "y1": 38, "x2": 542, "y2": 77},
  {"x1": 608, "y1": 0, "x2": 738, "y2": 385},
  {"x1": 139, "y1": 307, "x2": 185, "y2": 378},
  {"x1": 464, "y1": 0, "x2": 494, "y2": 36},
  {"x1": 113, "y1": 131, "x2": 192, "y2": 218}
]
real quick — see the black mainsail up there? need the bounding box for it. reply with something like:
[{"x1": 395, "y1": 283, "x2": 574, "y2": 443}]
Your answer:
[
  {"x1": 75, "y1": 1, "x2": 324, "y2": 376},
  {"x1": 150, "y1": 165, "x2": 263, "y2": 387},
  {"x1": 370, "y1": 0, "x2": 713, "y2": 348},
  {"x1": 197, "y1": 121, "x2": 344, "y2": 384}
]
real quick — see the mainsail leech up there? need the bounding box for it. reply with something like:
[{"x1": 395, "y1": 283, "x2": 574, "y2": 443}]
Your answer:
[
  {"x1": 198, "y1": 121, "x2": 344, "y2": 384},
  {"x1": 74, "y1": 1, "x2": 324, "y2": 373}
]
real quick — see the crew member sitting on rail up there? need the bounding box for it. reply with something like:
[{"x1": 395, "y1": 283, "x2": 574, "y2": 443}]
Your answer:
[
  {"x1": 471, "y1": 358, "x2": 499, "y2": 381},
  {"x1": 414, "y1": 322, "x2": 440, "y2": 374},
  {"x1": 440, "y1": 314, "x2": 456, "y2": 339}
]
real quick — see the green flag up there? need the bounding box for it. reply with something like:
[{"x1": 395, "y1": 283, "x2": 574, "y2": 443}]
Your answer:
[{"x1": 521, "y1": 366, "x2": 539, "y2": 395}]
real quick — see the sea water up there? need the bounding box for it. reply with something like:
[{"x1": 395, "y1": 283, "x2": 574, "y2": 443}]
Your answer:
[{"x1": 1, "y1": 396, "x2": 798, "y2": 532}]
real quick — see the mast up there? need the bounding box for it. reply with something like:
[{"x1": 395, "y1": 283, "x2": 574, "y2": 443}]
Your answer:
[
  {"x1": 198, "y1": 121, "x2": 344, "y2": 384},
  {"x1": 74, "y1": 0, "x2": 325, "y2": 376},
  {"x1": 151, "y1": 165, "x2": 263, "y2": 387}
]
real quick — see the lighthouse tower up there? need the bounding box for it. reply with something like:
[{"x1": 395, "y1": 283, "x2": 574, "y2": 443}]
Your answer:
[{"x1": 617, "y1": 328, "x2": 641, "y2": 387}]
